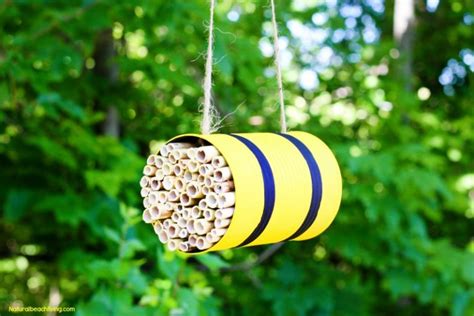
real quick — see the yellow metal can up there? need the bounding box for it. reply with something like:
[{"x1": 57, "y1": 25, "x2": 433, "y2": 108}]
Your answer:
[{"x1": 166, "y1": 131, "x2": 342, "y2": 252}]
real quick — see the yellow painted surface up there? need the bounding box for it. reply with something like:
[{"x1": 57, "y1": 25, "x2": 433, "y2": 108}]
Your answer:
[
  {"x1": 288, "y1": 132, "x2": 342, "y2": 241},
  {"x1": 238, "y1": 133, "x2": 312, "y2": 246},
  {"x1": 167, "y1": 131, "x2": 342, "y2": 252},
  {"x1": 169, "y1": 134, "x2": 264, "y2": 252}
]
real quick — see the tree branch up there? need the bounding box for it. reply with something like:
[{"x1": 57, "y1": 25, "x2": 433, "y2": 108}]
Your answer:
[{"x1": 220, "y1": 242, "x2": 285, "y2": 272}]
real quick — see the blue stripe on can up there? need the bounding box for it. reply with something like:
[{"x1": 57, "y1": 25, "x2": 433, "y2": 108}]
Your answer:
[
  {"x1": 277, "y1": 133, "x2": 323, "y2": 240},
  {"x1": 230, "y1": 134, "x2": 276, "y2": 247}
]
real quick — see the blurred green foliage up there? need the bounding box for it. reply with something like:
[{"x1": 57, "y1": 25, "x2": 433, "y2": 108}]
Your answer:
[{"x1": 0, "y1": 0, "x2": 473, "y2": 315}]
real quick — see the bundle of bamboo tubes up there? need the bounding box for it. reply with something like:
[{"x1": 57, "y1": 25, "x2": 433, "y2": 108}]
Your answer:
[{"x1": 140, "y1": 142, "x2": 234, "y2": 252}]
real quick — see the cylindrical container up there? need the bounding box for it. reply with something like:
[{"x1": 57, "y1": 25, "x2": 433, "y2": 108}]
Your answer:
[{"x1": 164, "y1": 131, "x2": 342, "y2": 253}]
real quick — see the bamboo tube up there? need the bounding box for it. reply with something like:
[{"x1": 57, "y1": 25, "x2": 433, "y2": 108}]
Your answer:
[
  {"x1": 167, "y1": 239, "x2": 181, "y2": 251},
  {"x1": 187, "y1": 161, "x2": 200, "y2": 173},
  {"x1": 168, "y1": 189, "x2": 180, "y2": 202},
  {"x1": 178, "y1": 159, "x2": 190, "y2": 169},
  {"x1": 213, "y1": 167, "x2": 232, "y2": 182},
  {"x1": 159, "y1": 145, "x2": 170, "y2": 157},
  {"x1": 210, "y1": 232, "x2": 220, "y2": 243},
  {"x1": 168, "y1": 142, "x2": 193, "y2": 150},
  {"x1": 173, "y1": 164, "x2": 185, "y2": 177},
  {"x1": 163, "y1": 219, "x2": 173, "y2": 229},
  {"x1": 215, "y1": 207, "x2": 234, "y2": 219},
  {"x1": 153, "y1": 221, "x2": 163, "y2": 234},
  {"x1": 168, "y1": 153, "x2": 178, "y2": 164},
  {"x1": 154, "y1": 156, "x2": 167, "y2": 168},
  {"x1": 142, "y1": 209, "x2": 152, "y2": 223},
  {"x1": 157, "y1": 205, "x2": 172, "y2": 219},
  {"x1": 150, "y1": 177, "x2": 162, "y2": 191},
  {"x1": 212, "y1": 228, "x2": 227, "y2": 237},
  {"x1": 143, "y1": 197, "x2": 152, "y2": 209},
  {"x1": 194, "y1": 219, "x2": 212, "y2": 235},
  {"x1": 205, "y1": 232, "x2": 214, "y2": 244},
  {"x1": 202, "y1": 186, "x2": 210, "y2": 195},
  {"x1": 215, "y1": 218, "x2": 231, "y2": 229},
  {"x1": 203, "y1": 209, "x2": 216, "y2": 221},
  {"x1": 165, "y1": 144, "x2": 175, "y2": 155},
  {"x1": 186, "y1": 182, "x2": 204, "y2": 199},
  {"x1": 187, "y1": 148, "x2": 197, "y2": 160},
  {"x1": 188, "y1": 234, "x2": 198, "y2": 247},
  {"x1": 198, "y1": 164, "x2": 213, "y2": 176},
  {"x1": 214, "y1": 181, "x2": 234, "y2": 194},
  {"x1": 186, "y1": 219, "x2": 196, "y2": 234},
  {"x1": 147, "y1": 154, "x2": 157, "y2": 165},
  {"x1": 196, "y1": 237, "x2": 212, "y2": 250},
  {"x1": 155, "y1": 169, "x2": 165, "y2": 181},
  {"x1": 171, "y1": 212, "x2": 180, "y2": 223},
  {"x1": 148, "y1": 192, "x2": 159, "y2": 205},
  {"x1": 162, "y1": 176, "x2": 175, "y2": 191},
  {"x1": 173, "y1": 205, "x2": 182, "y2": 214},
  {"x1": 170, "y1": 149, "x2": 187, "y2": 163},
  {"x1": 140, "y1": 187, "x2": 150, "y2": 198},
  {"x1": 140, "y1": 176, "x2": 150, "y2": 188},
  {"x1": 182, "y1": 208, "x2": 191, "y2": 219},
  {"x1": 177, "y1": 216, "x2": 187, "y2": 229},
  {"x1": 178, "y1": 241, "x2": 189, "y2": 252},
  {"x1": 158, "y1": 230, "x2": 169, "y2": 243},
  {"x1": 143, "y1": 165, "x2": 157, "y2": 176},
  {"x1": 211, "y1": 156, "x2": 227, "y2": 168},
  {"x1": 149, "y1": 206, "x2": 160, "y2": 220},
  {"x1": 191, "y1": 206, "x2": 201, "y2": 219},
  {"x1": 197, "y1": 174, "x2": 206, "y2": 184},
  {"x1": 167, "y1": 224, "x2": 180, "y2": 239},
  {"x1": 183, "y1": 170, "x2": 198, "y2": 182},
  {"x1": 164, "y1": 202, "x2": 174, "y2": 211},
  {"x1": 217, "y1": 192, "x2": 235, "y2": 209},
  {"x1": 206, "y1": 232, "x2": 219, "y2": 243},
  {"x1": 162, "y1": 163, "x2": 173, "y2": 176},
  {"x1": 180, "y1": 193, "x2": 197, "y2": 207},
  {"x1": 168, "y1": 202, "x2": 179, "y2": 212},
  {"x1": 198, "y1": 199, "x2": 208, "y2": 209},
  {"x1": 178, "y1": 228, "x2": 188, "y2": 238},
  {"x1": 205, "y1": 192, "x2": 218, "y2": 209},
  {"x1": 157, "y1": 191, "x2": 168, "y2": 204},
  {"x1": 196, "y1": 146, "x2": 219, "y2": 163},
  {"x1": 204, "y1": 176, "x2": 214, "y2": 188}
]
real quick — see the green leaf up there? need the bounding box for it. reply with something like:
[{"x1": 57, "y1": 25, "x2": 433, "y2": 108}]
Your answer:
[
  {"x1": 33, "y1": 193, "x2": 86, "y2": 227},
  {"x1": 451, "y1": 291, "x2": 472, "y2": 316},
  {"x1": 461, "y1": 254, "x2": 474, "y2": 284},
  {"x1": 126, "y1": 266, "x2": 148, "y2": 295},
  {"x1": 37, "y1": 92, "x2": 85, "y2": 121},
  {"x1": 3, "y1": 189, "x2": 37, "y2": 222},
  {"x1": 85, "y1": 170, "x2": 122, "y2": 196},
  {"x1": 195, "y1": 254, "x2": 229, "y2": 272},
  {"x1": 104, "y1": 227, "x2": 121, "y2": 244},
  {"x1": 177, "y1": 288, "x2": 199, "y2": 316},
  {"x1": 121, "y1": 239, "x2": 146, "y2": 259},
  {"x1": 76, "y1": 287, "x2": 150, "y2": 316},
  {"x1": 157, "y1": 247, "x2": 183, "y2": 280},
  {"x1": 26, "y1": 135, "x2": 78, "y2": 170}
]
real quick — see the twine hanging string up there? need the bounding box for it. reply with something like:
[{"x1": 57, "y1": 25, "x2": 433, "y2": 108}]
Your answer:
[
  {"x1": 200, "y1": 0, "x2": 216, "y2": 135},
  {"x1": 200, "y1": 0, "x2": 288, "y2": 134},
  {"x1": 269, "y1": 0, "x2": 287, "y2": 133}
]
